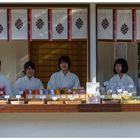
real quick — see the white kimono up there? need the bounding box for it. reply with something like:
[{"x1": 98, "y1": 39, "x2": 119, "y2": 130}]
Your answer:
[
  {"x1": 108, "y1": 74, "x2": 136, "y2": 95},
  {"x1": 0, "y1": 72, "x2": 12, "y2": 96},
  {"x1": 13, "y1": 76, "x2": 44, "y2": 95},
  {"x1": 47, "y1": 70, "x2": 80, "y2": 89}
]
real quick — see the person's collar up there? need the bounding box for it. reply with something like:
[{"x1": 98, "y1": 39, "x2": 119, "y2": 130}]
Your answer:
[
  {"x1": 117, "y1": 73, "x2": 126, "y2": 79},
  {"x1": 25, "y1": 75, "x2": 35, "y2": 80},
  {"x1": 60, "y1": 70, "x2": 70, "y2": 76}
]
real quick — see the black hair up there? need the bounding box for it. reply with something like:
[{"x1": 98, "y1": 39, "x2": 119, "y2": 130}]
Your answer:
[
  {"x1": 58, "y1": 56, "x2": 71, "y2": 69},
  {"x1": 113, "y1": 58, "x2": 128, "y2": 74},
  {"x1": 23, "y1": 61, "x2": 36, "y2": 74}
]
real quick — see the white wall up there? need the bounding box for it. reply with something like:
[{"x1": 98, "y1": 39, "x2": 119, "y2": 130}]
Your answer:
[
  {"x1": 0, "y1": 112, "x2": 140, "y2": 137},
  {"x1": 15, "y1": 41, "x2": 28, "y2": 79},
  {"x1": 0, "y1": 41, "x2": 28, "y2": 85}
]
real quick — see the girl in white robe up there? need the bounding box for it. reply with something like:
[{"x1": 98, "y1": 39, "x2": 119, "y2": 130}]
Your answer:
[
  {"x1": 13, "y1": 61, "x2": 44, "y2": 95},
  {"x1": 47, "y1": 56, "x2": 80, "y2": 89},
  {"x1": 108, "y1": 58, "x2": 136, "y2": 95}
]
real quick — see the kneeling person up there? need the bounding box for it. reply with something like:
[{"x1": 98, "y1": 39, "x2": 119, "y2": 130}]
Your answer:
[{"x1": 13, "y1": 61, "x2": 44, "y2": 95}]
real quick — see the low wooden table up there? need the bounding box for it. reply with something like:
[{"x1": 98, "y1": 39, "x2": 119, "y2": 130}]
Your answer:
[{"x1": 0, "y1": 104, "x2": 140, "y2": 112}]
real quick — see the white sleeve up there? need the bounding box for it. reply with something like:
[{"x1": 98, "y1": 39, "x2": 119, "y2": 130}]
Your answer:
[
  {"x1": 127, "y1": 76, "x2": 136, "y2": 95},
  {"x1": 73, "y1": 75, "x2": 80, "y2": 89},
  {"x1": 108, "y1": 76, "x2": 118, "y2": 92},
  {"x1": 37, "y1": 79, "x2": 44, "y2": 89},
  {"x1": 108, "y1": 76, "x2": 116, "y2": 86},
  {"x1": 4, "y1": 78, "x2": 12, "y2": 97},
  {"x1": 128, "y1": 76, "x2": 135, "y2": 86},
  {"x1": 13, "y1": 79, "x2": 21, "y2": 96},
  {"x1": 47, "y1": 74, "x2": 56, "y2": 89}
]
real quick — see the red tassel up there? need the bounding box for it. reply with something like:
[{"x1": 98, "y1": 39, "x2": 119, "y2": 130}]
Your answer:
[
  {"x1": 7, "y1": 9, "x2": 11, "y2": 41},
  {"x1": 113, "y1": 9, "x2": 117, "y2": 41},
  {"x1": 48, "y1": 9, "x2": 52, "y2": 41},
  {"x1": 28, "y1": 9, "x2": 32, "y2": 42},
  {"x1": 68, "y1": 9, "x2": 72, "y2": 41},
  {"x1": 132, "y1": 9, "x2": 136, "y2": 42}
]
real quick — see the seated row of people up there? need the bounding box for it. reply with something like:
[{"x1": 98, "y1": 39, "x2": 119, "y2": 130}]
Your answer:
[
  {"x1": 0, "y1": 56, "x2": 136, "y2": 97},
  {"x1": 0, "y1": 56, "x2": 80, "y2": 96}
]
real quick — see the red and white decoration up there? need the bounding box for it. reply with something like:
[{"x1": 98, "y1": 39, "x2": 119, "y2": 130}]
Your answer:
[
  {"x1": 0, "y1": 8, "x2": 88, "y2": 41},
  {"x1": 1, "y1": 8, "x2": 140, "y2": 41},
  {"x1": 0, "y1": 9, "x2": 7, "y2": 39},
  {"x1": 11, "y1": 9, "x2": 28, "y2": 40},
  {"x1": 72, "y1": 9, "x2": 87, "y2": 39},
  {"x1": 117, "y1": 10, "x2": 132, "y2": 40},
  {"x1": 98, "y1": 9, "x2": 113, "y2": 40},
  {"x1": 52, "y1": 9, "x2": 68, "y2": 39},
  {"x1": 32, "y1": 9, "x2": 48, "y2": 39}
]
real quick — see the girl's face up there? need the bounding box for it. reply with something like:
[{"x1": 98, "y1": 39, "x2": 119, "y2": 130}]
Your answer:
[
  {"x1": 25, "y1": 66, "x2": 35, "y2": 78},
  {"x1": 60, "y1": 61, "x2": 69, "y2": 71},
  {"x1": 115, "y1": 63, "x2": 122, "y2": 74}
]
